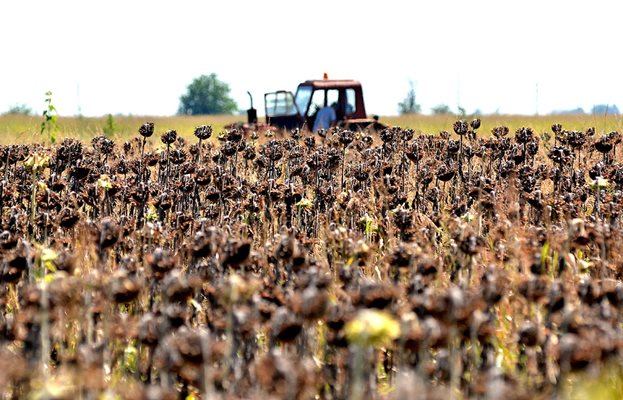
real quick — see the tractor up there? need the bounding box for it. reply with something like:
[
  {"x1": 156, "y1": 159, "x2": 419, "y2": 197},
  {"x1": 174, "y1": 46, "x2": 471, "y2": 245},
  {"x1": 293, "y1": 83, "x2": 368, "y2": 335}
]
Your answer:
[{"x1": 240, "y1": 75, "x2": 386, "y2": 133}]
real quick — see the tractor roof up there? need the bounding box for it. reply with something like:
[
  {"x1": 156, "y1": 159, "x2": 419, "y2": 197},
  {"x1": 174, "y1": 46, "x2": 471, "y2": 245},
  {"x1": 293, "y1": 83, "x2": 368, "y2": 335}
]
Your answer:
[{"x1": 299, "y1": 79, "x2": 362, "y2": 89}]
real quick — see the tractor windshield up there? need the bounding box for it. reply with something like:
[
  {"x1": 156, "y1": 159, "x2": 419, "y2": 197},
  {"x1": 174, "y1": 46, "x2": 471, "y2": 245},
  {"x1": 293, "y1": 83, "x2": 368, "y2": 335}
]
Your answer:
[{"x1": 294, "y1": 85, "x2": 313, "y2": 117}]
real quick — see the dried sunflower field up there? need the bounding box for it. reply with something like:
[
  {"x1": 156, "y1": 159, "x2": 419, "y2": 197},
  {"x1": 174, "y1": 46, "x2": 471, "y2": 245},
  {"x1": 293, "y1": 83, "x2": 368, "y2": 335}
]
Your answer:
[{"x1": 2, "y1": 119, "x2": 623, "y2": 399}]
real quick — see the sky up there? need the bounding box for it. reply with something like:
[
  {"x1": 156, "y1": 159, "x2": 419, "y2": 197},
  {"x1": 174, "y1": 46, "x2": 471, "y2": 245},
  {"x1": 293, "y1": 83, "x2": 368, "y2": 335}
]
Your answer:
[{"x1": 1, "y1": 0, "x2": 622, "y2": 117}]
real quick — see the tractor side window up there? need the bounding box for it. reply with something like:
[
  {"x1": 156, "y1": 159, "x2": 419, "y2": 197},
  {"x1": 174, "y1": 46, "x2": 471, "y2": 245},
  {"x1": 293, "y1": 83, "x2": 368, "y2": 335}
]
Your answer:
[{"x1": 346, "y1": 89, "x2": 356, "y2": 115}]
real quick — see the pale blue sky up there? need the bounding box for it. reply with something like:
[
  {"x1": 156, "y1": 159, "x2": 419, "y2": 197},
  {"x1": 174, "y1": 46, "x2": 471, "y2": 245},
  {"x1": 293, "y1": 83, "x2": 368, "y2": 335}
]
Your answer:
[{"x1": 1, "y1": 0, "x2": 622, "y2": 117}]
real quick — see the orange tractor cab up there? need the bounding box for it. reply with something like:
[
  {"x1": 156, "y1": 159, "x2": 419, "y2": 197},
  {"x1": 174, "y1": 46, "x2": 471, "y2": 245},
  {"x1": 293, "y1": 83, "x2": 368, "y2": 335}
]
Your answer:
[{"x1": 245, "y1": 77, "x2": 386, "y2": 132}]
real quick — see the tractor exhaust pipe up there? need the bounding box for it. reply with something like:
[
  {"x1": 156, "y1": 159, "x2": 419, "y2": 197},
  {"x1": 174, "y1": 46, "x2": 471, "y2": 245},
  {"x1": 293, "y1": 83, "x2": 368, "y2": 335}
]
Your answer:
[{"x1": 246, "y1": 91, "x2": 257, "y2": 124}]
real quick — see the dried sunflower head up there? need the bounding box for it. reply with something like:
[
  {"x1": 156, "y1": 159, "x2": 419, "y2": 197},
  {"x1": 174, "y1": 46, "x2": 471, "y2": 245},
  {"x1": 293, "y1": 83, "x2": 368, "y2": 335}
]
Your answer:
[
  {"x1": 139, "y1": 122, "x2": 155, "y2": 138},
  {"x1": 161, "y1": 130, "x2": 177, "y2": 145},
  {"x1": 194, "y1": 125, "x2": 212, "y2": 141}
]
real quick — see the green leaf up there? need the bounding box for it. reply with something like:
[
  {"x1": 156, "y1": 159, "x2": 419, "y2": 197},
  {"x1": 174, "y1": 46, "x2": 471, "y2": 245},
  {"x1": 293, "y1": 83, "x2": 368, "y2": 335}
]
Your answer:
[
  {"x1": 540, "y1": 241, "x2": 550, "y2": 269},
  {"x1": 41, "y1": 247, "x2": 58, "y2": 272}
]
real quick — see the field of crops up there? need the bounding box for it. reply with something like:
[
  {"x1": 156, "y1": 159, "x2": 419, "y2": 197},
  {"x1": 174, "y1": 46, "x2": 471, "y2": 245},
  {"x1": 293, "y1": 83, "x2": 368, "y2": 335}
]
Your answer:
[
  {"x1": 2, "y1": 113, "x2": 622, "y2": 143},
  {"x1": 2, "y1": 115, "x2": 623, "y2": 399}
]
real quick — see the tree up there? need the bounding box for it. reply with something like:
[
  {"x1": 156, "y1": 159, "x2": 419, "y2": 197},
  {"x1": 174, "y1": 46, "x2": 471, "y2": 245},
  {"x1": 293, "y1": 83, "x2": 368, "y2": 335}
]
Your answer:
[
  {"x1": 5, "y1": 103, "x2": 32, "y2": 115},
  {"x1": 178, "y1": 73, "x2": 238, "y2": 115},
  {"x1": 551, "y1": 107, "x2": 585, "y2": 115},
  {"x1": 591, "y1": 104, "x2": 620, "y2": 115},
  {"x1": 397, "y1": 81, "x2": 421, "y2": 114},
  {"x1": 431, "y1": 104, "x2": 452, "y2": 115}
]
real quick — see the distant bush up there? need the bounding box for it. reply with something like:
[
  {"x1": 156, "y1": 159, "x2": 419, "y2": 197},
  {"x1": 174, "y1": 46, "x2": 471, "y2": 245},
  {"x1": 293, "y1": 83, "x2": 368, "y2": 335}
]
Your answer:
[
  {"x1": 551, "y1": 107, "x2": 585, "y2": 115},
  {"x1": 397, "y1": 81, "x2": 421, "y2": 114},
  {"x1": 592, "y1": 104, "x2": 620, "y2": 115},
  {"x1": 103, "y1": 114, "x2": 117, "y2": 136},
  {"x1": 431, "y1": 104, "x2": 452, "y2": 115},
  {"x1": 5, "y1": 103, "x2": 33, "y2": 115}
]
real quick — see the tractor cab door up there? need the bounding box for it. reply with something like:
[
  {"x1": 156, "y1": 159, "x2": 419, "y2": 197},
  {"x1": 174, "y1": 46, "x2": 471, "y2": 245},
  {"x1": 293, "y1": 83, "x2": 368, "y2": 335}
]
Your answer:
[
  {"x1": 264, "y1": 91, "x2": 304, "y2": 130},
  {"x1": 301, "y1": 86, "x2": 363, "y2": 129},
  {"x1": 305, "y1": 88, "x2": 340, "y2": 129}
]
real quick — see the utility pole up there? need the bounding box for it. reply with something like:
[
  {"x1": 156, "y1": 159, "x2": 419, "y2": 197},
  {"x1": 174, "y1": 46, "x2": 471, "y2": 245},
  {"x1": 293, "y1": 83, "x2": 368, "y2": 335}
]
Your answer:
[
  {"x1": 456, "y1": 73, "x2": 461, "y2": 114},
  {"x1": 77, "y1": 83, "x2": 82, "y2": 116},
  {"x1": 535, "y1": 83, "x2": 539, "y2": 116}
]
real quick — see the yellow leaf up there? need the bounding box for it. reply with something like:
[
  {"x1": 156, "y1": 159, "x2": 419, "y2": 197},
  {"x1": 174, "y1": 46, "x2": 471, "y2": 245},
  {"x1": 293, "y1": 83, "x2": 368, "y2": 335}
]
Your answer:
[{"x1": 345, "y1": 309, "x2": 400, "y2": 347}]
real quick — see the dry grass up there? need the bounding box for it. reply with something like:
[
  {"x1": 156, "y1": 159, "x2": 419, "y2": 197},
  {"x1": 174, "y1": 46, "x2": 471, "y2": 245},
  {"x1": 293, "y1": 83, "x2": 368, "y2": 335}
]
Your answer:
[
  {"x1": 2, "y1": 113, "x2": 622, "y2": 145},
  {"x1": 0, "y1": 114, "x2": 241, "y2": 144},
  {"x1": 383, "y1": 113, "x2": 623, "y2": 136}
]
